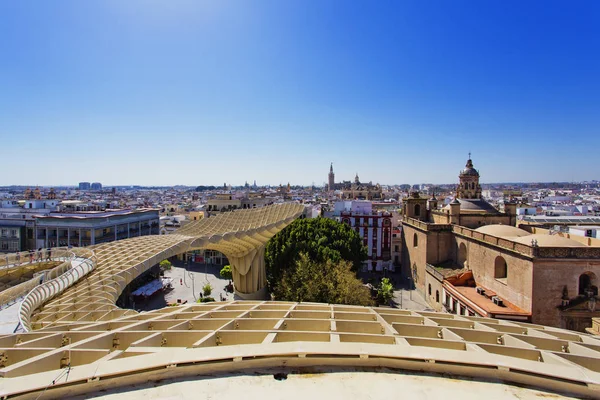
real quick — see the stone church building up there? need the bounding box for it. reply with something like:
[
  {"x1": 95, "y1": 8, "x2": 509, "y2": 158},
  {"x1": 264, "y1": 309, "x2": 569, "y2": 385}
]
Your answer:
[{"x1": 401, "y1": 157, "x2": 600, "y2": 332}]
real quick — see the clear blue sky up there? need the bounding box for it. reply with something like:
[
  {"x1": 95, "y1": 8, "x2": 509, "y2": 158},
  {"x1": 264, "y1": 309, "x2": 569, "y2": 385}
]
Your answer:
[{"x1": 1, "y1": 0, "x2": 599, "y2": 186}]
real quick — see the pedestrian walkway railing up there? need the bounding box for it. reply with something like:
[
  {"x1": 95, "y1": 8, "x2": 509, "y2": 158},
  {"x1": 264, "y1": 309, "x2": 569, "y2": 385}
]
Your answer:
[
  {"x1": 0, "y1": 247, "x2": 75, "y2": 270},
  {"x1": 17, "y1": 248, "x2": 96, "y2": 332},
  {"x1": 0, "y1": 248, "x2": 79, "y2": 309}
]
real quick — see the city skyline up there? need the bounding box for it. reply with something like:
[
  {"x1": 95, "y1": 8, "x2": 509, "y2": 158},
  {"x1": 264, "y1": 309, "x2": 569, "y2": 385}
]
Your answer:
[{"x1": 1, "y1": 1, "x2": 599, "y2": 186}]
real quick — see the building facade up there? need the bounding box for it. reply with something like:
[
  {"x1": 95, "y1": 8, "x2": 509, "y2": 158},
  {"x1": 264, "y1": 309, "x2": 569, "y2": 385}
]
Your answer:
[
  {"x1": 35, "y1": 209, "x2": 160, "y2": 247},
  {"x1": 206, "y1": 193, "x2": 274, "y2": 213},
  {"x1": 330, "y1": 201, "x2": 393, "y2": 272}
]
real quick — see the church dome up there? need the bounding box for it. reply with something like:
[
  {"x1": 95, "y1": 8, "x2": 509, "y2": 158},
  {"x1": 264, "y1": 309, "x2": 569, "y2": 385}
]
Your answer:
[
  {"x1": 460, "y1": 159, "x2": 479, "y2": 176},
  {"x1": 475, "y1": 225, "x2": 530, "y2": 238}
]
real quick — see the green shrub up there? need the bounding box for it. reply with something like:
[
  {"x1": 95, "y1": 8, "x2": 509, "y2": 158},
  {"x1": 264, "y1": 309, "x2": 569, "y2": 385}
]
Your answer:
[{"x1": 197, "y1": 297, "x2": 215, "y2": 303}]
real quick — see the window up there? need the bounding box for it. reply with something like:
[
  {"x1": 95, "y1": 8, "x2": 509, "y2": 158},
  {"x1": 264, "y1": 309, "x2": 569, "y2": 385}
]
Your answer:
[
  {"x1": 579, "y1": 272, "x2": 598, "y2": 296},
  {"x1": 494, "y1": 256, "x2": 507, "y2": 279},
  {"x1": 414, "y1": 204, "x2": 421, "y2": 217},
  {"x1": 394, "y1": 245, "x2": 399, "y2": 252},
  {"x1": 436, "y1": 290, "x2": 440, "y2": 303},
  {"x1": 413, "y1": 233, "x2": 418, "y2": 247},
  {"x1": 428, "y1": 284, "x2": 431, "y2": 296}
]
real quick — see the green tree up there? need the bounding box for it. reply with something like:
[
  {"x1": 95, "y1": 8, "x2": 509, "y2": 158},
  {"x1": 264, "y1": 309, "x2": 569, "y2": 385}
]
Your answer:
[
  {"x1": 272, "y1": 253, "x2": 373, "y2": 306},
  {"x1": 265, "y1": 217, "x2": 367, "y2": 292},
  {"x1": 220, "y1": 265, "x2": 232, "y2": 281},
  {"x1": 159, "y1": 260, "x2": 172, "y2": 270},
  {"x1": 202, "y1": 283, "x2": 212, "y2": 297},
  {"x1": 377, "y1": 278, "x2": 394, "y2": 305}
]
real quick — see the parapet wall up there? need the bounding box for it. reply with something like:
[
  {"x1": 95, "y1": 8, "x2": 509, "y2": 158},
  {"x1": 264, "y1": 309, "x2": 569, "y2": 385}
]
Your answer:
[
  {"x1": 404, "y1": 220, "x2": 600, "y2": 260},
  {"x1": 454, "y1": 225, "x2": 600, "y2": 259}
]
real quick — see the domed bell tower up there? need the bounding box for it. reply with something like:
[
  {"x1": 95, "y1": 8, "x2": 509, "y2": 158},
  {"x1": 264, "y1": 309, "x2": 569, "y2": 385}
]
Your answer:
[{"x1": 457, "y1": 154, "x2": 482, "y2": 199}]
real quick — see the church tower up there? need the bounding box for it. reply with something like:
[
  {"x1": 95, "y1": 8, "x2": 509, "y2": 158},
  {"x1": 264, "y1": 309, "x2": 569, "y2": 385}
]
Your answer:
[
  {"x1": 457, "y1": 154, "x2": 482, "y2": 200},
  {"x1": 328, "y1": 163, "x2": 335, "y2": 191}
]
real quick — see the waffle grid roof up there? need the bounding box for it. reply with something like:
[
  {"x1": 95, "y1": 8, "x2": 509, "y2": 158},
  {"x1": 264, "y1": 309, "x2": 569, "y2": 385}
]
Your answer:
[{"x1": 1, "y1": 204, "x2": 600, "y2": 398}]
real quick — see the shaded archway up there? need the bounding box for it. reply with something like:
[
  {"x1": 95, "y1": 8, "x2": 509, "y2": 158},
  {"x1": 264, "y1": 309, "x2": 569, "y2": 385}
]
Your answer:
[{"x1": 458, "y1": 243, "x2": 467, "y2": 268}]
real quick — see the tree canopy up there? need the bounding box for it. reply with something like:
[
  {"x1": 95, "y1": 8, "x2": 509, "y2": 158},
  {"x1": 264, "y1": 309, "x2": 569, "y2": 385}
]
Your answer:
[
  {"x1": 265, "y1": 217, "x2": 367, "y2": 293},
  {"x1": 159, "y1": 260, "x2": 172, "y2": 270},
  {"x1": 220, "y1": 265, "x2": 232, "y2": 281},
  {"x1": 377, "y1": 277, "x2": 394, "y2": 305},
  {"x1": 272, "y1": 253, "x2": 373, "y2": 306}
]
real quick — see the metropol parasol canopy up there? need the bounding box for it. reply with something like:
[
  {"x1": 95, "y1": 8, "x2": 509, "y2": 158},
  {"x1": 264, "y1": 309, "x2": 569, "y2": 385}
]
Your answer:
[{"x1": 0, "y1": 204, "x2": 599, "y2": 399}]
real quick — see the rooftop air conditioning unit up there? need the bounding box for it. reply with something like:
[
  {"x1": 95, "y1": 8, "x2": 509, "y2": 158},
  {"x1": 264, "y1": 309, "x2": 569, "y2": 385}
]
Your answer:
[
  {"x1": 492, "y1": 296, "x2": 504, "y2": 307},
  {"x1": 476, "y1": 287, "x2": 486, "y2": 296}
]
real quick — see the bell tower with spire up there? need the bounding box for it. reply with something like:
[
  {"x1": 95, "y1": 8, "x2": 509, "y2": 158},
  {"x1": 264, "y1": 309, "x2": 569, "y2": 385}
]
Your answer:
[
  {"x1": 457, "y1": 153, "x2": 482, "y2": 200},
  {"x1": 328, "y1": 163, "x2": 335, "y2": 191}
]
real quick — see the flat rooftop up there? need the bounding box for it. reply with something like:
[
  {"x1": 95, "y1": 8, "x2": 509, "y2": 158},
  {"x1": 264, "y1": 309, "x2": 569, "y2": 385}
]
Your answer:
[{"x1": 448, "y1": 284, "x2": 530, "y2": 316}]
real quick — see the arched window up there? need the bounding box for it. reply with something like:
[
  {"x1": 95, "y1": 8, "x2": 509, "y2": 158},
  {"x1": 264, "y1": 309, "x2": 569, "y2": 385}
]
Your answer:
[
  {"x1": 579, "y1": 272, "x2": 598, "y2": 296},
  {"x1": 428, "y1": 284, "x2": 431, "y2": 296},
  {"x1": 436, "y1": 290, "x2": 440, "y2": 303},
  {"x1": 413, "y1": 233, "x2": 418, "y2": 247},
  {"x1": 494, "y1": 256, "x2": 507, "y2": 279}
]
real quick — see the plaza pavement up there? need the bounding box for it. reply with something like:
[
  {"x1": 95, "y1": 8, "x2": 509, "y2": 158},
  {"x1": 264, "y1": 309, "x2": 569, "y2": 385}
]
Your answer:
[
  {"x1": 136, "y1": 260, "x2": 233, "y2": 311},
  {"x1": 136, "y1": 264, "x2": 431, "y2": 312}
]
